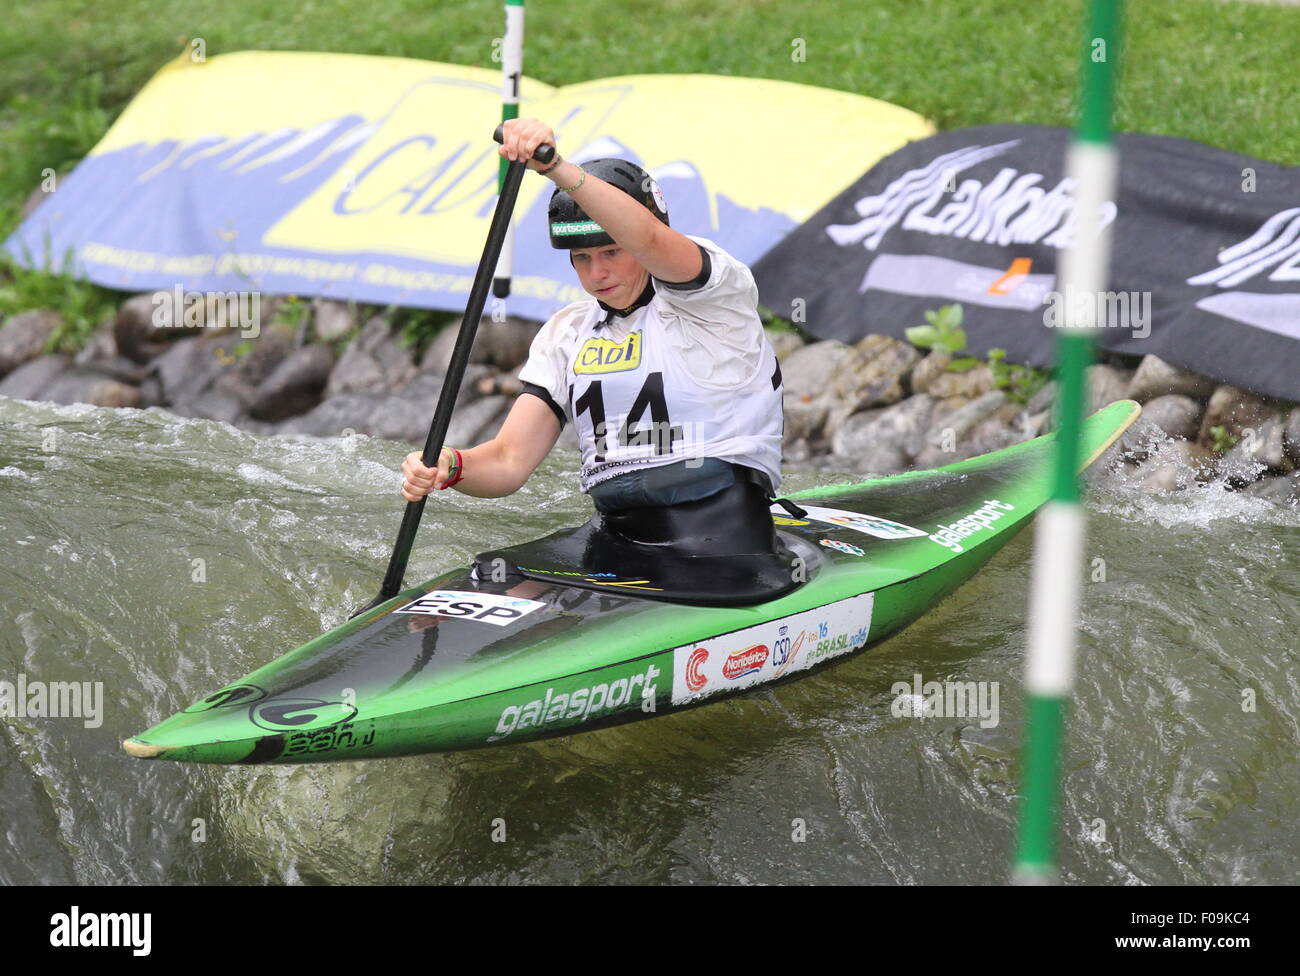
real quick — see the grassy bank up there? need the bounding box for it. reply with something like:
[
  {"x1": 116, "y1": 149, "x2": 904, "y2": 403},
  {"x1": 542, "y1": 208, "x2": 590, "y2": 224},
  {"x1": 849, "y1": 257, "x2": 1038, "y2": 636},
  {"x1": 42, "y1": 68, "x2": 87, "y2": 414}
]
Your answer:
[{"x1": 1, "y1": 0, "x2": 1297, "y2": 328}]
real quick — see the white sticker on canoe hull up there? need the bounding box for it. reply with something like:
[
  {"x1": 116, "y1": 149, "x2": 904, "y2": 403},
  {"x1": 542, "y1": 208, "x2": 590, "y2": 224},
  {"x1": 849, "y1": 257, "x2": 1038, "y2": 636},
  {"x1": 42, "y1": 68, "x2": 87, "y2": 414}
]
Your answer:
[
  {"x1": 671, "y1": 593, "x2": 874, "y2": 705},
  {"x1": 773, "y1": 504, "x2": 927, "y2": 540},
  {"x1": 396, "y1": 590, "x2": 546, "y2": 626}
]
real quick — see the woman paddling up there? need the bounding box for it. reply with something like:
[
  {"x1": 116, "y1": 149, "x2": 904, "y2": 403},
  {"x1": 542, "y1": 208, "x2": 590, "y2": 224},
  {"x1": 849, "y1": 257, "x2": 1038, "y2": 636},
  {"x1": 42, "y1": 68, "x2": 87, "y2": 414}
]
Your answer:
[{"x1": 400, "y1": 117, "x2": 787, "y2": 555}]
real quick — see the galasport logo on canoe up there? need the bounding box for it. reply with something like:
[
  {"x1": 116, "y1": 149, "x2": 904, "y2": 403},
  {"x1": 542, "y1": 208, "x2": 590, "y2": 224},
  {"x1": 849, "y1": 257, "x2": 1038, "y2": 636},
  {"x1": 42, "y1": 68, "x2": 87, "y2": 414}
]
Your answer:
[{"x1": 927, "y1": 499, "x2": 1016, "y2": 554}]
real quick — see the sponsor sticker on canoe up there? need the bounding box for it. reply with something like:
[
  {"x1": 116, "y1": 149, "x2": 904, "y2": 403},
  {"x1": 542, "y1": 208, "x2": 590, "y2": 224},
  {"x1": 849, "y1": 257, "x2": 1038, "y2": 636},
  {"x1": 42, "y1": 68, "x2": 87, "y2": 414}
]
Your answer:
[
  {"x1": 671, "y1": 593, "x2": 874, "y2": 705},
  {"x1": 927, "y1": 499, "x2": 1016, "y2": 553},
  {"x1": 488, "y1": 662, "x2": 662, "y2": 742},
  {"x1": 396, "y1": 590, "x2": 545, "y2": 626},
  {"x1": 773, "y1": 504, "x2": 927, "y2": 540}
]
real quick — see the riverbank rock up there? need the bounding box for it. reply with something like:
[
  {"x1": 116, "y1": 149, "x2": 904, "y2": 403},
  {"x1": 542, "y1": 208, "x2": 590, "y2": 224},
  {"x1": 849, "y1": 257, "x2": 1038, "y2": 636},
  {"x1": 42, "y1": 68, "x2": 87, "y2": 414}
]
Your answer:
[
  {"x1": 925, "y1": 362, "x2": 994, "y2": 400},
  {"x1": 326, "y1": 316, "x2": 417, "y2": 397},
  {"x1": 1113, "y1": 394, "x2": 1204, "y2": 461},
  {"x1": 419, "y1": 317, "x2": 541, "y2": 375},
  {"x1": 1197, "y1": 385, "x2": 1277, "y2": 449},
  {"x1": 1132, "y1": 440, "x2": 1216, "y2": 493},
  {"x1": 1125, "y1": 354, "x2": 1216, "y2": 402},
  {"x1": 0, "y1": 354, "x2": 70, "y2": 400},
  {"x1": 1220, "y1": 412, "x2": 1287, "y2": 482},
  {"x1": 41, "y1": 368, "x2": 144, "y2": 408},
  {"x1": 249, "y1": 344, "x2": 336, "y2": 422},
  {"x1": 1087, "y1": 364, "x2": 1132, "y2": 413},
  {"x1": 830, "y1": 394, "x2": 936, "y2": 473},
  {"x1": 766, "y1": 329, "x2": 805, "y2": 361},
  {"x1": 311, "y1": 299, "x2": 357, "y2": 343},
  {"x1": 1282, "y1": 407, "x2": 1300, "y2": 467},
  {"x1": 0, "y1": 310, "x2": 61, "y2": 377},
  {"x1": 1242, "y1": 471, "x2": 1300, "y2": 506}
]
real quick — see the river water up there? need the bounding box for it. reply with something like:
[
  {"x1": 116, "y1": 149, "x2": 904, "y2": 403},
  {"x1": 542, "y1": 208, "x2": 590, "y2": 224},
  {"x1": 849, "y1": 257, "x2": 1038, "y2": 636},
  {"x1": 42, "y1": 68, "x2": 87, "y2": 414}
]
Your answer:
[{"x1": 2, "y1": 396, "x2": 1297, "y2": 885}]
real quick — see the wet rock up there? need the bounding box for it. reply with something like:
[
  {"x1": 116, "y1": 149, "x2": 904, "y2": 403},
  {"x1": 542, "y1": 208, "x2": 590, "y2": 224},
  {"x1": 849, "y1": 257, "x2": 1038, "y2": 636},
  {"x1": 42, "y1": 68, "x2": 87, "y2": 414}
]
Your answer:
[
  {"x1": 149, "y1": 334, "x2": 243, "y2": 402},
  {"x1": 1221, "y1": 413, "x2": 1287, "y2": 478},
  {"x1": 249, "y1": 344, "x2": 336, "y2": 422},
  {"x1": 41, "y1": 368, "x2": 143, "y2": 408},
  {"x1": 1132, "y1": 440, "x2": 1214, "y2": 493},
  {"x1": 766, "y1": 329, "x2": 805, "y2": 362},
  {"x1": 926, "y1": 390, "x2": 1008, "y2": 446},
  {"x1": 419, "y1": 316, "x2": 540, "y2": 375},
  {"x1": 169, "y1": 389, "x2": 249, "y2": 424},
  {"x1": 1086, "y1": 364, "x2": 1132, "y2": 414},
  {"x1": 1241, "y1": 471, "x2": 1300, "y2": 506},
  {"x1": 325, "y1": 316, "x2": 417, "y2": 397},
  {"x1": 419, "y1": 320, "x2": 492, "y2": 376},
  {"x1": 830, "y1": 394, "x2": 936, "y2": 472},
  {"x1": 0, "y1": 354, "x2": 70, "y2": 400},
  {"x1": 1283, "y1": 407, "x2": 1300, "y2": 467},
  {"x1": 278, "y1": 392, "x2": 425, "y2": 442},
  {"x1": 0, "y1": 310, "x2": 61, "y2": 377},
  {"x1": 1197, "y1": 385, "x2": 1277, "y2": 449},
  {"x1": 443, "y1": 395, "x2": 511, "y2": 446},
  {"x1": 1139, "y1": 394, "x2": 1202, "y2": 441},
  {"x1": 1125, "y1": 354, "x2": 1216, "y2": 402}
]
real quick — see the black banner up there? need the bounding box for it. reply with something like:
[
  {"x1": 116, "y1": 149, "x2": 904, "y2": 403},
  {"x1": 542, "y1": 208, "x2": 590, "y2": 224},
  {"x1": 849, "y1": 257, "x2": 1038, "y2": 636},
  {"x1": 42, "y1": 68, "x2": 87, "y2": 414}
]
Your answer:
[{"x1": 753, "y1": 124, "x2": 1300, "y2": 403}]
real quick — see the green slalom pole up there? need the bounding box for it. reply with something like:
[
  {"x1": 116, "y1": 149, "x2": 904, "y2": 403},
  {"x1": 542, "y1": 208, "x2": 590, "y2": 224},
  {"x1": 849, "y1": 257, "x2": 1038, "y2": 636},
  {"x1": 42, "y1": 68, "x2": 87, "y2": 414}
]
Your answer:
[
  {"x1": 1013, "y1": 0, "x2": 1122, "y2": 885},
  {"x1": 492, "y1": 0, "x2": 525, "y2": 299}
]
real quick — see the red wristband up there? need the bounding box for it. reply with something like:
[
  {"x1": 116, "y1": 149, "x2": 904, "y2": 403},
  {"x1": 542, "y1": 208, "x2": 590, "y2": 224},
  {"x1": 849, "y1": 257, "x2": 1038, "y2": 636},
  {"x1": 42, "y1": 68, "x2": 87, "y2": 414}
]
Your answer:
[{"x1": 443, "y1": 447, "x2": 465, "y2": 489}]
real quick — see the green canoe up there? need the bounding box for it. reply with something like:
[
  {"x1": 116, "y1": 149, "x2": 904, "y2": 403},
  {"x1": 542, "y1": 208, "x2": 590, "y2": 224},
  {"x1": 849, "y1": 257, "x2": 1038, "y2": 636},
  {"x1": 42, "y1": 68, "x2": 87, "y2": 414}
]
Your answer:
[{"x1": 123, "y1": 399, "x2": 1140, "y2": 764}]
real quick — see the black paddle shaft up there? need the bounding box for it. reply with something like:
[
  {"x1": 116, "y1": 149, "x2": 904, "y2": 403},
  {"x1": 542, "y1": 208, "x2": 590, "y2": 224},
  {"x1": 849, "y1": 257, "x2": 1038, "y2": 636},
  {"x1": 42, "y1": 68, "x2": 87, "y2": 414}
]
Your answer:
[{"x1": 354, "y1": 131, "x2": 556, "y2": 617}]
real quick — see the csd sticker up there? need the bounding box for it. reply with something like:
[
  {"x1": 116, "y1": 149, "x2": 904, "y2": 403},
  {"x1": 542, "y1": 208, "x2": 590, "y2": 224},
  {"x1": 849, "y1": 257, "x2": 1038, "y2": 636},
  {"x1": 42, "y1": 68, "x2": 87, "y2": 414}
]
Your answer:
[
  {"x1": 251, "y1": 698, "x2": 358, "y2": 731},
  {"x1": 396, "y1": 590, "x2": 546, "y2": 627},
  {"x1": 573, "y1": 331, "x2": 642, "y2": 374},
  {"x1": 183, "y1": 683, "x2": 266, "y2": 713}
]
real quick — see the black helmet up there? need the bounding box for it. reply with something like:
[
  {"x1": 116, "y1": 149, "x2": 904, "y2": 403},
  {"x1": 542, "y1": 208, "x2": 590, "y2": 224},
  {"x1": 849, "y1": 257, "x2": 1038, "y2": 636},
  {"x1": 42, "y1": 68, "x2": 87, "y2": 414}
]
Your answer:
[{"x1": 548, "y1": 157, "x2": 669, "y2": 249}]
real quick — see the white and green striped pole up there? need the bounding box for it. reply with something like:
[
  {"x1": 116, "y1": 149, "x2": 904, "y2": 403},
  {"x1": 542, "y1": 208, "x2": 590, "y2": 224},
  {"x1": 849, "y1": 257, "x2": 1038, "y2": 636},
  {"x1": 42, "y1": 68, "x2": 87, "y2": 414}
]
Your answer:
[
  {"x1": 1013, "y1": 0, "x2": 1122, "y2": 885},
  {"x1": 492, "y1": 0, "x2": 525, "y2": 299}
]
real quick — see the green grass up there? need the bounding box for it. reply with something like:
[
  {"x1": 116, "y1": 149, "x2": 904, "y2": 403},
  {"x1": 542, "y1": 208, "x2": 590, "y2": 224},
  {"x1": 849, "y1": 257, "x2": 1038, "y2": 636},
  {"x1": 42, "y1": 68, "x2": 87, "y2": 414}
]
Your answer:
[{"x1": 1, "y1": 0, "x2": 1297, "y2": 338}]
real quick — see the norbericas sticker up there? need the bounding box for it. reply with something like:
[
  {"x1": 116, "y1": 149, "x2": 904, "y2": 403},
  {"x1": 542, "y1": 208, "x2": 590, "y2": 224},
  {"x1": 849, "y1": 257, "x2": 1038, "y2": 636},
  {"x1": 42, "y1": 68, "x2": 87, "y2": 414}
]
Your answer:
[{"x1": 396, "y1": 590, "x2": 546, "y2": 626}]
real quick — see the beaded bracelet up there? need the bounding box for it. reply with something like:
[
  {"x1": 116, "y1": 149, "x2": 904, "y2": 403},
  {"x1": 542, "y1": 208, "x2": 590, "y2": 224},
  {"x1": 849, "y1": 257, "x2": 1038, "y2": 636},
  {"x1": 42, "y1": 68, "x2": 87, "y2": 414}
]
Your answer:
[{"x1": 556, "y1": 169, "x2": 586, "y2": 194}]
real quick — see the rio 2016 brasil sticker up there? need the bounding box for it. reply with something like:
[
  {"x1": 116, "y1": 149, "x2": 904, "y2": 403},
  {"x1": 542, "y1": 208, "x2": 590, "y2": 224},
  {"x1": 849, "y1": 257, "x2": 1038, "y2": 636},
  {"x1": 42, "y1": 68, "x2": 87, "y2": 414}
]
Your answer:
[
  {"x1": 396, "y1": 590, "x2": 546, "y2": 627},
  {"x1": 773, "y1": 504, "x2": 928, "y2": 540}
]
